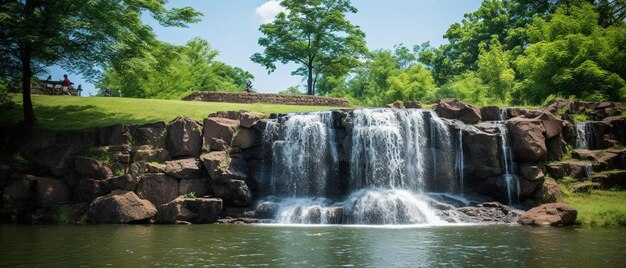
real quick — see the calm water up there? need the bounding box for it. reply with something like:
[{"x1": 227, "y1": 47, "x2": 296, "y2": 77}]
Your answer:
[{"x1": 1, "y1": 224, "x2": 625, "y2": 267}]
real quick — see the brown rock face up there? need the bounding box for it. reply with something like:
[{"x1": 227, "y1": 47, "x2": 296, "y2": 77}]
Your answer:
[
  {"x1": 88, "y1": 190, "x2": 157, "y2": 223},
  {"x1": 154, "y1": 197, "x2": 223, "y2": 224},
  {"x1": 535, "y1": 112, "x2": 563, "y2": 139},
  {"x1": 35, "y1": 177, "x2": 71, "y2": 207},
  {"x1": 480, "y1": 106, "x2": 503, "y2": 121},
  {"x1": 136, "y1": 173, "x2": 179, "y2": 206},
  {"x1": 403, "y1": 101, "x2": 421, "y2": 109},
  {"x1": 132, "y1": 146, "x2": 170, "y2": 163},
  {"x1": 74, "y1": 156, "x2": 113, "y2": 180},
  {"x1": 166, "y1": 116, "x2": 203, "y2": 158},
  {"x1": 518, "y1": 163, "x2": 545, "y2": 181},
  {"x1": 165, "y1": 158, "x2": 202, "y2": 180},
  {"x1": 462, "y1": 128, "x2": 502, "y2": 179},
  {"x1": 133, "y1": 121, "x2": 167, "y2": 147},
  {"x1": 599, "y1": 171, "x2": 626, "y2": 189},
  {"x1": 518, "y1": 203, "x2": 577, "y2": 227},
  {"x1": 98, "y1": 124, "x2": 132, "y2": 146},
  {"x1": 546, "y1": 135, "x2": 566, "y2": 161},
  {"x1": 105, "y1": 174, "x2": 139, "y2": 192},
  {"x1": 212, "y1": 180, "x2": 252, "y2": 207},
  {"x1": 434, "y1": 98, "x2": 482, "y2": 124},
  {"x1": 33, "y1": 145, "x2": 79, "y2": 177},
  {"x1": 547, "y1": 164, "x2": 565, "y2": 179},
  {"x1": 240, "y1": 111, "x2": 266, "y2": 128},
  {"x1": 203, "y1": 117, "x2": 239, "y2": 151},
  {"x1": 178, "y1": 178, "x2": 210, "y2": 197},
  {"x1": 233, "y1": 128, "x2": 262, "y2": 149},
  {"x1": 75, "y1": 179, "x2": 108, "y2": 202},
  {"x1": 200, "y1": 152, "x2": 248, "y2": 184},
  {"x1": 541, "y1": 179, "x2": 564, "y2": 203},
  {"x1": 385, "y1": 100, "x2": 404, "y2": 109},
  {"x1": 506, "y1": 117, "x2": 547, "y2": 162}
]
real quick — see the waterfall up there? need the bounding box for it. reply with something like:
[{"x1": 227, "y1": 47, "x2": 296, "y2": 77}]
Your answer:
[
  {"x1": 455, "y1": 128, "x2": 465, "y2": 195},
  {"x1": 261, "y1": 109, "x2": 467, "y2": 225},
  {"x1": 500, "y1": 108, "x2": 508, "y2": 121},
  {"x1": 261, "y1": 112, "x2": 338, "y2": 197},
  {"x1": 495, "y1": 122, "x2": 519, "y2": 205},
  {"x1": 576, "y1": 122, "x2": 593, "y2": 149}
]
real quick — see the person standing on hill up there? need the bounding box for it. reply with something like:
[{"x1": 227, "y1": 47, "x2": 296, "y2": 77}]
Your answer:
[{"x1": 62, "y1": 74, "x2": 72, "y2": 95}]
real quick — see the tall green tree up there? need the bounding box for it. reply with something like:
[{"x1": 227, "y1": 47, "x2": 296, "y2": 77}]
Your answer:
[
  {"x1": 0, "y1": 0, "x2": 200, "y2": 127},
  {"x1": 477, "y1": 37, "x2": 516, "y2": 104},
  {"x1": 251, "y1": 0, "x2": 367, "y2": 95}
]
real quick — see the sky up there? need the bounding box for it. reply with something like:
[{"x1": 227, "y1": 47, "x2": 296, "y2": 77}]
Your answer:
[{"x1": 49, "y1": 0, "x2": 483, "y2": 96}]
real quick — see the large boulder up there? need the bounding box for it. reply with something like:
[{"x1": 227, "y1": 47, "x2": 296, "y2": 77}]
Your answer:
[
  {"x1": 87, "y1": 190, "x2": 157, "y2": 223},
  {"x1": 104, "y1": 174, "x2": 139, "y2": 192},
  {"x1": 98, "y1": 124, "x2": 132, "y2": 146},
  {"x1": 136, "y1": 173, "x2": 179, "y2": 206},
  {"x1": 74, "y1": 179, "x2": 108, "y2": 202},
  {"x1": 233, "y1": 128, "x2": 262, "y2": 149},
  {"x1": 434, "y1": 99, "x2": 482, "y2": 124},
  {"x1": 254, "y1": 201, "x2": 280, "y2": 219},
  {"x1": 240, "y1": 111, "x2": 266, "y2": 128},
  {"x1": 165, "y1": 158, "x2": 201, "y2": 180},
  {"x1": 546, "y1": 135, "x2": 566, "y2": 161},
  {"x1": 480, "y1": 106, "x2": 504, "y2": 121},
  {"x1": 154, "y1": 197, "x2": 222, "y2": 224},
  {"x1": 212, "y1": 180, "x2": 252, "y2": 207},
  {"x1": 200, "y1": 151, "x2": 248, "y2": 184},
  {"x1": 132, "y1": 146, "x2": 170, "y2": 163},
  {"x1": 133, "y1": 122, "x2": 167, "y2": 147},
  {"x1": 540, "y1": 179, "x2": 564, "y2": 203},
  {"x1": 518, "y1": 203, "x2": 577, "y2": 227},
  {"x1": 603, "y1": 116, "x2": 626, "y2": 144},
  {"x1": 518, "y1": 163, "x2": 544, "y2": 181},
  {"x1": 449, "y1": 202, "x2": 523, "y2": 224},
  {"x1": 462, "y1": 128, "x2": 502, "y2": 180},
  {"x1": 598, "y1": 171, "x2": 626, "y2": 189},
  {"x1": 74, "y1": 156, "x2": 112, "y2": 180},
  {"x1": 33, "y1": 145, "x2": 79, "y2": 177},
  {"x1": 506, "y1": 117, "x2": 547, "y2": 162},
  {"x1": 535, "y1": 112, "x2": 563, "y2": 139},
  {"x1": 203, "y1": 117, "x2": 239, "y2": 151},
  {"x1": 35, "y1": 177, "x2": 71, "y2": 207},
  {"x1": 178, "y1": 178, "x2": 210, "y2": 197},
  {"x1": 166, "y1": 116, "x2": 203, "y2": 158}
]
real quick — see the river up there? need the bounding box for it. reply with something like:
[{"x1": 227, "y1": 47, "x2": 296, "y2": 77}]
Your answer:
[{"x1": 1, "y1": 224, "x2": 625, "y2": 267}]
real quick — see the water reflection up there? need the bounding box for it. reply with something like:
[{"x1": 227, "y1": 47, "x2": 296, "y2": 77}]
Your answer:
[{"x1": 1, "y1": 225, "x2": 625, "y2": 267}]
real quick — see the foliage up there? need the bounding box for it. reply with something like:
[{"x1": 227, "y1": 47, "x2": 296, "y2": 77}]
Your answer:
[
  {"x1": 0, "y1": 94, "x2": 338, "y2": 131},
  {"x1": 184, "y1": 192, "x2": 197, "y2": 198},
  {"x1": 278, "y1": 86, "x2": 305, "y2": 95},
  {"x1": 0, "y1": 79, "x2": 13, "y2": 109},
  {"x1": 477, "y1": 37, "x2": 516, "y2": 104},
  {"x1": 435, "y1": 72, "x2": 489, "y2": 106},
  {"x1": 514, "y1": 3, "x2": 626, "y2": 104},
  {"x1": 99, "y1": 38, "x2": 252, "y2": 99},
  {"x1": 415, "y1": 0, "x2": 626, "y2": 106},
  {"x1": 0, "y1": 0, "x2": 201, "y2": 126},
  {"x1": 565, "y1": 190, "x2": 626, "y2": 226},
  {"x1": 251, "y1": 0, "x2": 367, "y2": 95},
  {"x1": 52, "y1": 212, "x2": 70, "y2": 224},
  {"x1": 385, "y1": 65, "x2": 437, "y2": 103},
  {"x1": 82, "y1": 150, "x2": 111, "y2": 165}
]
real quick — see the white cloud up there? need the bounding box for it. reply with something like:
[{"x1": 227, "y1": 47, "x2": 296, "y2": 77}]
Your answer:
[{"x1": 256, "y1": 0, "x2": 286, "y2": 24}]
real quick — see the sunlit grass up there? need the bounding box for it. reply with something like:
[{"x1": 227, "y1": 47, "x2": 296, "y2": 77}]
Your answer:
[
  {"x1": 564, "y1": 190, "x2": 626, "y2": 227},
  {"x1": 0, "y1": 94, "x2": 339, "y2": 130}
]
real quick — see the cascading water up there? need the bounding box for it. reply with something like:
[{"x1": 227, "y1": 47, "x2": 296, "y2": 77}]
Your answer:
[
  {"x1": 495, "y1": 122, "x2": 520, "y2": 205},
  {"x1": 260, "y1": 112, "x2": 338, "y2": 197},
  {"x1": 576, "y1": 122, "x2": 593, "y2": 149},
  {"x1": 259, "y1": 109, "x2": 467, "y2": 225},
  {"x1": 500, "y1": 108, "x2": 509, "y2": 121}
]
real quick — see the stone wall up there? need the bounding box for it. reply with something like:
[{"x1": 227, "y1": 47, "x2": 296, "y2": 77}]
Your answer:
[{"x1": 182, "y1": 91, "x2": 349, "y2": 107}]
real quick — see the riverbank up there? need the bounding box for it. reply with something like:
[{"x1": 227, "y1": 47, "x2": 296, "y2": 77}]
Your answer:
[{"x1": 1, "y1": 98, "x2": 625, "y2": 227}]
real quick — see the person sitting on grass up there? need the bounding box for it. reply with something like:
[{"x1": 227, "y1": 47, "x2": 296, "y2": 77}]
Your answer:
[
  {"x1": 104, "y1": 88, "x2": 111, "y2": 97},
  {"x1": 115, "y1": 89, "x2": 122, "y2": 97}
]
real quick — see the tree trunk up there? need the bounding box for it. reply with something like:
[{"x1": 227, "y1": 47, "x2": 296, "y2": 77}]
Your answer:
[
  {"x1": 307, "y1": 64, "x2": 314, "y2": 95},
  {"x1": 21, "y1": 48, "x2": 35, "y2": 128}
]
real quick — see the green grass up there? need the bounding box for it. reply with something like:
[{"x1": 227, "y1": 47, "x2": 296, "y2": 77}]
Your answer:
[
  {"x1": 0, "y1": 94, "x2": 339, "y2": 130},
  {"x1": 564, "y1": 190, "x2": 626, "y2": 227}
]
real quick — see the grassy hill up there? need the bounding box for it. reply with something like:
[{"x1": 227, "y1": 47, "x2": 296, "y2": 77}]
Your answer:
[{"x1": 0, "y1": 95, "x2": 338, "y2": 131}]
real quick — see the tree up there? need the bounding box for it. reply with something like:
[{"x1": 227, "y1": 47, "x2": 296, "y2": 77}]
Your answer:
[
  {"x1": 0, "y1": 1, "x2": 200, "y2": 127},
  {"x1": 385, "y1": 64, "x2": 437, "y2": 103},
  {"x1": 99, "y1": 38, "x2": 253, "y2": 99},
  {"x1": 251, "y1": 0, "x2": 367, "y2": 95},
  {"x1": 477, "y1": 37, "x2": 516, "y2": 104}
]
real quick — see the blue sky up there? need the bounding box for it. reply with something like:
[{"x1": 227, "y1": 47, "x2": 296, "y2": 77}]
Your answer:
[{"x1": 49, "y1": 0, "x2": 483, "y2": 96}]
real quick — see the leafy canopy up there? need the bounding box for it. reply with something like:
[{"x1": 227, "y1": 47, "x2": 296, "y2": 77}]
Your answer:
[{"x1": 251, "y1": 0, "x2": 367, "y2": 95}]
